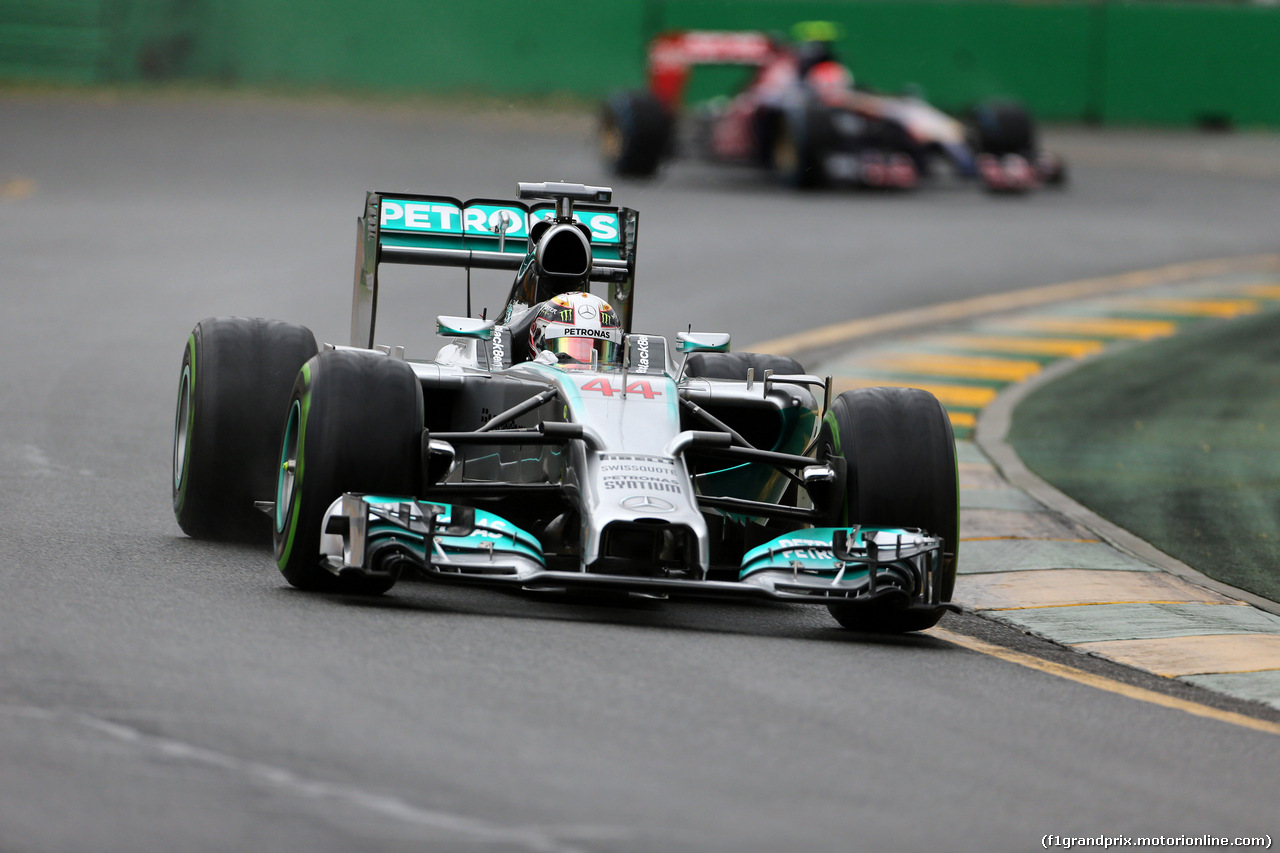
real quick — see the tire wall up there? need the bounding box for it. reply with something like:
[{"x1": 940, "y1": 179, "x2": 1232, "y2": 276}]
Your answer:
[{"x1": 5, "y1": 0, "x2": 1280, "y2": 129}]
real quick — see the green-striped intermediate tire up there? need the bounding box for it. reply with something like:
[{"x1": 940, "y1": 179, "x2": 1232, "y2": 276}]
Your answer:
[
  {"x1": 172, "y1": 317, "x2": 318, "y2": 542},
  {"x1": 273, "y1": 350, "x2": 423, "y2": 594},
  {"x1": 818, "y1": 386, "x2": 959, "y2": 632}
]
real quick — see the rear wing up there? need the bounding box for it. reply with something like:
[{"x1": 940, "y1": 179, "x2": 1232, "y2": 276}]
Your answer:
[
  {"x1": 352, "y1": 190, "x2": 639, "y2": 348},
  {"x1": 648, "y1": 30, "x2": 778, "y2": 108}
]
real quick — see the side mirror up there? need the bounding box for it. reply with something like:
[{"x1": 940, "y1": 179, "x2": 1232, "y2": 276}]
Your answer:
[
  {"x1": 676, "y1": 331, "x2": 731, "y2": 353},
  {"x1": 436, "y1": 316, "x2": 494, "y2": 340}
]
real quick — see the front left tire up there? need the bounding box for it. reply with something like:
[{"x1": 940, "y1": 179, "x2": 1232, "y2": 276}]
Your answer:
[{"x1": 818, "y1": 386, "x2": 959, "y2": 632}]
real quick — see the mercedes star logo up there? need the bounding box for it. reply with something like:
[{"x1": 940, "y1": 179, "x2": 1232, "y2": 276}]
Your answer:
[
  {"x1": 576, "y1": 303, "x2": 598, "y2": 320},
  {"x1": 621, "y1": 495, "x2": 675, "y2": 513}
]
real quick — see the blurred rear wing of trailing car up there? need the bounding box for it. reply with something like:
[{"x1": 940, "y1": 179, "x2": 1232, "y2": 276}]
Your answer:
[
  {"x1": 647, "y1": 31, "x2": 777, "y2": 108},
  {"x1": 351, "y1": 191, "x2": 638, "y2": 348}
]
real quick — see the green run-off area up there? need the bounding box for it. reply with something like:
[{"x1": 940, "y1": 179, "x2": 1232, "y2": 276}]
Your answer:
[{"x1": 1010, "y1": 308, "x2": 1280, "y2": 603}]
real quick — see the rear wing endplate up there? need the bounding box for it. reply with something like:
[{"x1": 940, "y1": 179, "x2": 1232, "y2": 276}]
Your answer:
[{"x1": 352, "y1": 191, "x2": 639, "y2": 348}]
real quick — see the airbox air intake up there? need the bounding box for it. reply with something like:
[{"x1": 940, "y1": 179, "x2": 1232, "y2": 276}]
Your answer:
[{"x1": 535, "y1": 224, "x2": 591, "y2": 278}]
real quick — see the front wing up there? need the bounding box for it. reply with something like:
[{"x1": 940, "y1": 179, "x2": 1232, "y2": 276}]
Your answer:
[{"x1": 319, "y1": 494, "x2": 951, "y2": 618}]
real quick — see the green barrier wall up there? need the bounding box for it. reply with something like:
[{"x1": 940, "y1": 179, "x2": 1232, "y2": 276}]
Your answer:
[
  {"x1": 197, "y1": 2, "x2": 649, "y2": 95},
  {"x1": 0, "y1": 0, "x2": 215, "y2": 83},
  {"x1": 3, "y1": 0, "x2": 1279, "y2": 128},
  {"x1": 0, "y1": 0, "x2": 651, "y2": 93},
  {"x1": 1102, "y1": 3, "x2": 1280, "y2": 126},
  {"x1": 0, "y1": 0, "x2": 109, "y2": 83}
]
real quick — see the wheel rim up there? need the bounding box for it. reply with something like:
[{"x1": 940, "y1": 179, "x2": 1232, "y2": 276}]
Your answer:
[
  {"x1": 173, "y1": 366, "x2": 191, "y2": 492},
  {"x1": 773, "y1": 128, "x2": 798, "y2": 177},
  {"x1": 600, "y1": 120, "x2": 623, "y2": 163},
  {"x1": 276, "y1": 400, "x2": 301, "y2": 532}
]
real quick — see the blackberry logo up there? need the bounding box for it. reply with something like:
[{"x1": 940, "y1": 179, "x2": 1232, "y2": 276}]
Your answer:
[{"x1": 490, "y1": 327, "x2": 505, "y2": 365}]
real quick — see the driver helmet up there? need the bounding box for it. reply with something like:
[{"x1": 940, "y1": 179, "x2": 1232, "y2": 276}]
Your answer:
[
  {"x1": 807, "y1": 60, "x2": 853, "y2": 98},
  {"x1": 529, "y1": 291, "x2": 621, "y2": 365}
]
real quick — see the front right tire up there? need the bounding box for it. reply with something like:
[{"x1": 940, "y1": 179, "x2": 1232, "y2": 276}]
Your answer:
[
  {"x1": 968, "y1": 100, "x2": 1036, "y2": 156},
  {"x1": 273, "y1": 350, "x2": 424, "y2": 594},
  {"x1": 683, "y1": 351, "x2": 805, "y2": 381},
  {"x1": 172, "y1": 316, "x2": 318, "y2": 543}
]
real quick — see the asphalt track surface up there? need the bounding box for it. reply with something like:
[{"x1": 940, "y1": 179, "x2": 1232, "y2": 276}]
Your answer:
[{"x1": 3, "y1": 92, "x2": 1280, "y2": 852}]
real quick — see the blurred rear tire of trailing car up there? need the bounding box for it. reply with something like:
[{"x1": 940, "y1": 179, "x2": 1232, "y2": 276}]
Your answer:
[
  {"x1": 599, "y1": 90, "x2": 673, "y2": 178},
  {"x1": 819, "y1": 387, "x2": 959, "y2": 632},
  {"x1": 273, "y1": 350, "x2": 423, "y2": 594},
  {"x1": 172, "y1": 316, "x2": 318, "y2": 543}
]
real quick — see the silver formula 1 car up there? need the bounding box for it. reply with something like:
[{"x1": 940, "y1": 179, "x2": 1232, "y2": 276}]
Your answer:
[{"x1": 172, "y1": 181, "x2": 959, "y2": 632}]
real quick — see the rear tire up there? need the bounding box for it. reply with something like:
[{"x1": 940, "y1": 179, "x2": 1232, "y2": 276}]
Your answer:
[
  {"x1": 172, "y1": 317, "x2": 318, "y2": 543},
  {"x1": 273, "y1": 350, "x2": 423, "y2": 594},
  {"x1": 819, "y1": 387, "x2": 958, "y2": 632},
  {"x1": 599, "y1": 90, "x2": 673, "y2": 178}
]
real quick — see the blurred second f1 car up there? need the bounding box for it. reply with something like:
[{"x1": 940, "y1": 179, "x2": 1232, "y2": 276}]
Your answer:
[{"x1": 600, "y1": 24, "x2": 1066, "y2": 192}]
